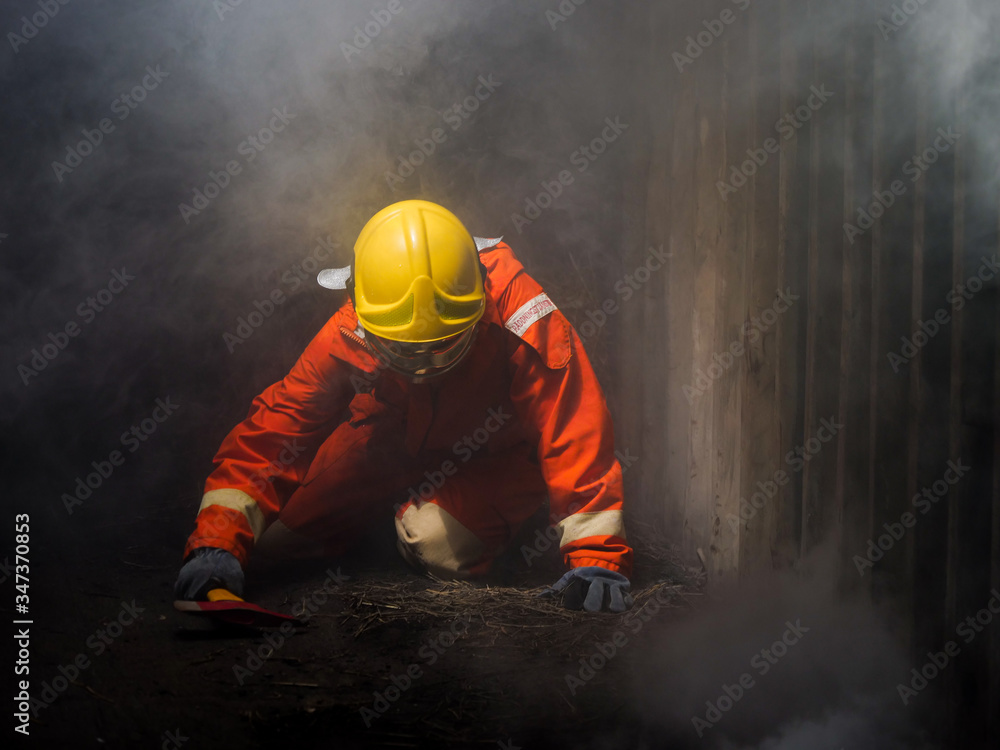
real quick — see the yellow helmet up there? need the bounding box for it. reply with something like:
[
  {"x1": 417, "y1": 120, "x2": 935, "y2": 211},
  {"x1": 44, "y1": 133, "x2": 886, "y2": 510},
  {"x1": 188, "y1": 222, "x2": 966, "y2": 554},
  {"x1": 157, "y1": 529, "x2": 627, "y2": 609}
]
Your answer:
[{"x1": 353, "y1": 200, "x2": 485, "y2": 343}]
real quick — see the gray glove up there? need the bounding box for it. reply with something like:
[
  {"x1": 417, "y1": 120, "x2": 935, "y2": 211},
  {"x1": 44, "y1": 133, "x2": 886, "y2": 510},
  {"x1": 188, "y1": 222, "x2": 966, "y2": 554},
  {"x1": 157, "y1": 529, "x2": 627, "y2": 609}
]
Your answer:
[
  {"x1": 540, "y1": 566, "x2": 634, "y2": 613},
  {"x1": 174, "y1": 547, "x2": 245, "y2": 601}
]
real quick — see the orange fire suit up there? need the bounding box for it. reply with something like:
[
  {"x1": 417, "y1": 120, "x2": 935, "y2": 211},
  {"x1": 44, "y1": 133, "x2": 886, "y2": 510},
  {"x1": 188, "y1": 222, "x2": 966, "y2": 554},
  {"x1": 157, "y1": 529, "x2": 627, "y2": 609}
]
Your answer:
[{"x1": 182, "y1": 240, "x2": 632, "y2": 578}]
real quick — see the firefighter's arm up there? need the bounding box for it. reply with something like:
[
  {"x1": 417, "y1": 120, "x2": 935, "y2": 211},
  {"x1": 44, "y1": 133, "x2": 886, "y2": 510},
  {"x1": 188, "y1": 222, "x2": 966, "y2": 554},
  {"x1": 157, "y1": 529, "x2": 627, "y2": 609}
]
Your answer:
[
  {"x1": 183, "y1": 312, "x2": 359, "y2": 567},
  {"x1": 502, "y1": 284, "x2": 633, "y2": 579}
]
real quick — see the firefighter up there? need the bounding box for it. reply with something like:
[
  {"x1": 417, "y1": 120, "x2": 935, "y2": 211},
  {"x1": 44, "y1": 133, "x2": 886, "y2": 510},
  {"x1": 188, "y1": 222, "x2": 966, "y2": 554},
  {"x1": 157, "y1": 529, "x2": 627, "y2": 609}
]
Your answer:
[{"x1": 175, "y1": 200, "x2": 633, "y2": 612}]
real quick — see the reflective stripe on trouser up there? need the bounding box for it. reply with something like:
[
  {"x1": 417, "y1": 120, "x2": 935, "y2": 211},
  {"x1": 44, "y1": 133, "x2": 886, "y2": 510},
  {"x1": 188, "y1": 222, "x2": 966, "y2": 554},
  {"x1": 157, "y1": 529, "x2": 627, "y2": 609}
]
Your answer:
[{"x1": 257, "y1": 418, "x2": 547, "y2": 577}]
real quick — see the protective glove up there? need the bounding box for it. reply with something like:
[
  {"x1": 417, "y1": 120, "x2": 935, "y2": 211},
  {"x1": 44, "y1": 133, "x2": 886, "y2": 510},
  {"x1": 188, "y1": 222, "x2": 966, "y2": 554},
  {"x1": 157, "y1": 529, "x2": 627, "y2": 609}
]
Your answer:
[
  {"x1": 540, "y1": 566, "x2": 634, "y2": 613},
  {"x1": 174, "y1": 547, "x2": 245, "y2": 601}
]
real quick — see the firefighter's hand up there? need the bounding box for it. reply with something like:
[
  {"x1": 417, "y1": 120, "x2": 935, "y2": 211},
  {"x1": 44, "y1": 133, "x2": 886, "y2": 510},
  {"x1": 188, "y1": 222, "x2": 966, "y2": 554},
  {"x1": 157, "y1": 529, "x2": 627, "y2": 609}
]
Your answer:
[
  {"x1": 540, "y1": 566, "x2": 634, "y2": 613},
  {"x1": 174, "y1": 547, "x2": 245, "y2": 601}
]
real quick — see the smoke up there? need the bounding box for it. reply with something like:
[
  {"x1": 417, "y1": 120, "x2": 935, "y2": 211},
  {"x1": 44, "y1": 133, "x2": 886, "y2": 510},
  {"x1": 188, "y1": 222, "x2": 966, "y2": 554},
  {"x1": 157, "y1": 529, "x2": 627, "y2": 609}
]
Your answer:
[
  {"x1": 5, "y1": 0, "x2": 995, "y2": 430},
  {"x1": 629, "y1": 548, "x2": 940, "y2": 749},
  {"x1": 0, "y1": 0, "x2": 634, "y2": 512}
]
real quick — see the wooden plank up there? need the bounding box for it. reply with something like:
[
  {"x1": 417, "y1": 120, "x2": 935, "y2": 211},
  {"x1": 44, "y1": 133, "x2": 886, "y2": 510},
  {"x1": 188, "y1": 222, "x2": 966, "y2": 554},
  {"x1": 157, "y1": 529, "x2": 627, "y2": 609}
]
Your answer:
[
  {"x1": 992, "y1": 196, "x2": 1000, "y2": 747},
  {"x1": 636, "y1": 1, "x2": 673, "y2": 538},
  {"x1": 903, "y1": 56, "x2": 956, "y2": 748},
  {"x1": 801, "y1": 0, "x2": 846, "y2": 557},
  {"x1": 689, "y1": 0, "x2": 725, "y2": 585},
  {"x1": 907, "y1": 79, "x2": 927, "y2": 563},
  {"x1": 911, "y1": 74, "x2": 953, "y2": 691},
  {"x1": 711, "y1": 4, "x2": 749, "y2": 586},
  {"x1": 799, "y1": 0, "x2": 821, "y2": 556},
  {"x1": 949, "y1": 93, "x2": 995, "y2": 749},
  {"x1": 944, "y1": 84, "x2": 964, "y2": 654},
  {"x1": 943, "y1": 82, "x2": 967, "y2": 749},
  {"x1": 738, "y1": 0, "x2": 782, "y2": 577},
  {"x1": 869, "y1": 28, "x2": 915, "y2": 642},
  {"x1": 895, "y1": 73, "x2": 924, "y2": 652},
  {"x1": 614, "y1": 0, "x2": 658, "y2": 537},
  {"x1": 866, "y1": 8, "x2": 885, "y2": 604},
  {"x1": 774, "y1": 0, "x2": 807, "y2": 570},
  {"x1": 836, "y1": 3, "x2": 875, "y2": 596},
  {"x1": 664, "y1": 2, "x2": 699, "y2": 562}
]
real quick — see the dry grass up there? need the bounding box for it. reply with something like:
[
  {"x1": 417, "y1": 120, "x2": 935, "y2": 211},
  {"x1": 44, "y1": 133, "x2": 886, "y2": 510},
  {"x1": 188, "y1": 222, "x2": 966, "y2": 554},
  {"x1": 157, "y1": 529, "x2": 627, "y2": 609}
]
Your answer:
[{"x1": 336, "y1": 522, "x2": 705, "y2": 647}]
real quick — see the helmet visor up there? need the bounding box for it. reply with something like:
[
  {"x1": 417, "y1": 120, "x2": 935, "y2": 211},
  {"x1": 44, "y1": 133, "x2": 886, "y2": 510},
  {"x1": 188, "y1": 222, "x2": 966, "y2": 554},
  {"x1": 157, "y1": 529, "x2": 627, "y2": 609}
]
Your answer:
[{"x1": 366, "y1": 325, "x2": 478, "y2": 381}]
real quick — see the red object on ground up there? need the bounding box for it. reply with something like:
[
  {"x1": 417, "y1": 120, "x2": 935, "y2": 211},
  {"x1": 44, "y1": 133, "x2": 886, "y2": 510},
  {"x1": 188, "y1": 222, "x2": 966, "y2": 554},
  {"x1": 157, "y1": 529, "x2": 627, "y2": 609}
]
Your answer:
[{"x1": 173, "y1": 595, "x2": 303, "y2": 628}]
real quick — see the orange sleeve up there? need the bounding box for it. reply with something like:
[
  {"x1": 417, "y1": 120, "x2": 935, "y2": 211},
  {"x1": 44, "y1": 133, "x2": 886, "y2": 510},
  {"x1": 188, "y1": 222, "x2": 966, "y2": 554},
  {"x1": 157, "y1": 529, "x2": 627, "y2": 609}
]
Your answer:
[
  {"x1": 183, "y1": 306, "x2": 367, "y2": 566},
  {"x1": 500, "y1": 271, "x2": 633, "y2": 577}
]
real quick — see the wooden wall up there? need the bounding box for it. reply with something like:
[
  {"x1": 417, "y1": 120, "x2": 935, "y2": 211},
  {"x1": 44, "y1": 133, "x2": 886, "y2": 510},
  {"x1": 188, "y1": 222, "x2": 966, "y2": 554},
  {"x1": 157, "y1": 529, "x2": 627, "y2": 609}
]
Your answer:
[{"x1": 619, "y1": 1, "x2": 999, "y2": 745}]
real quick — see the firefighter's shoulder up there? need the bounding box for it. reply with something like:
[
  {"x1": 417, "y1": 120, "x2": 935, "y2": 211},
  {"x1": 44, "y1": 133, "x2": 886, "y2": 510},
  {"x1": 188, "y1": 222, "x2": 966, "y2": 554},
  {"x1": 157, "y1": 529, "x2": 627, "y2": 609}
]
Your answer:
[{"x1": 478, "y1": 238, "x2": 571, "y2": 370}]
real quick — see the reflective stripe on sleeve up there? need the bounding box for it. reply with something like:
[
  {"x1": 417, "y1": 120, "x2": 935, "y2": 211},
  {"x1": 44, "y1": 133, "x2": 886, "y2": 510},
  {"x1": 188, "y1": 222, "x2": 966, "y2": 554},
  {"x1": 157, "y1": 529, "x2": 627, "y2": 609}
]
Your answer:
[
  {"x1": 556, "y1": 509, "x2": 626, "y2": 547},
  {"x1": 505, "y1": 293, "x2": 557, "y2": 338},
  {"x1": 199, "y1": 488, "x2": 267, "y2": 541}
]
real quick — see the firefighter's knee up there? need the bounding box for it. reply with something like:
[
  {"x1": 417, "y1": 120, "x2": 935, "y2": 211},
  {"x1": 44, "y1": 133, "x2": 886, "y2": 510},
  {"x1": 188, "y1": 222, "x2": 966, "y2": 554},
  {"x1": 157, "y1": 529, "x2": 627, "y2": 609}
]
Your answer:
[{"x1": 394, "y1": 501, "x2": 486, "y2": 579}]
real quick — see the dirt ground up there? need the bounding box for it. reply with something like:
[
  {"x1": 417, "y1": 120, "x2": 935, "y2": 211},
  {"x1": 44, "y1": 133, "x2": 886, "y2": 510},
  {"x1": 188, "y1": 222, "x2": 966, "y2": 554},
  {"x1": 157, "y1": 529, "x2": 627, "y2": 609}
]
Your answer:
[{"x1": 23, "y1": 504, "x2": 702, "y2": 750}]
